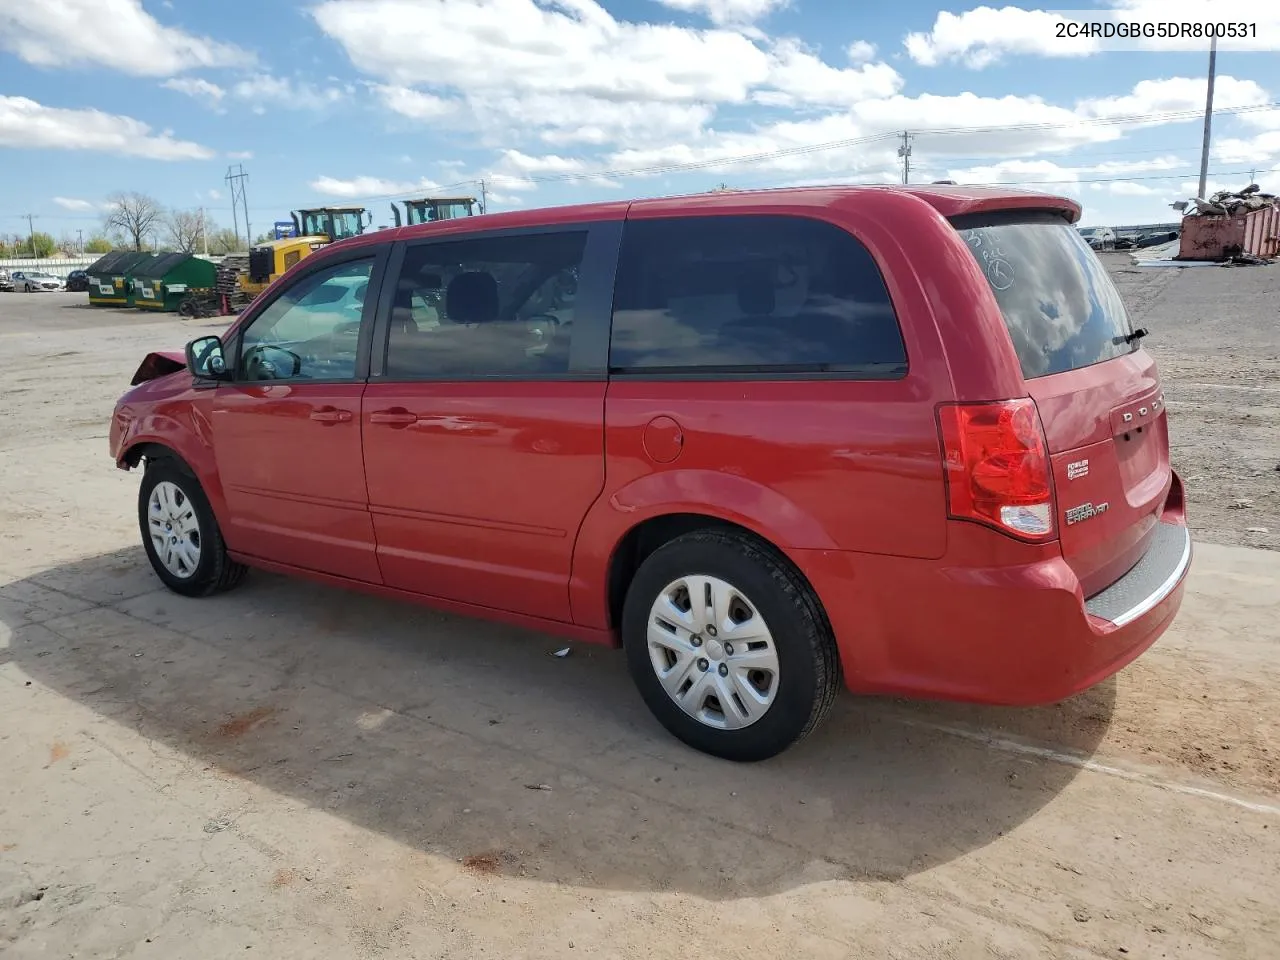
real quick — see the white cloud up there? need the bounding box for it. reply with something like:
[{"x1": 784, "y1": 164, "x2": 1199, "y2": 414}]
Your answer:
[
  {"x1": 313, "y1": 0, "x2": 894, "y2": 112},
  {"x1": 495, "y1": 149, "x2": 587, "y2": 175},
  {"x1": 756, "y1": 38, "x2": 903, "y2": 107},
  {"x1": 313, "y1": 0, "x2": 775, "y2": 104},
  {"x1": 0, "y1": 0, "x2": 251, "y2": 76},
  {"x1": 1083, "y1": 155, "x2": 1185, "y2": 176},
  {"x1": 1104, "y1": 181, "x2": 1161, "y2": 196},
  {"x1": 651, "y1": 0, "x2": 788, "y2": 25},
  {"x1": 315, "y1": 0, "x2": 901, "y2": 156},
  {"x1": 372, "y1": 85, "x2": 457, "y2": 119},
  {"x1": 846, "y1": 40, "x2": 877, "y2": 63},
  {"x1": 1079, "y1": 76, "x2": 1270, "y2": 122},
  {"x1": 52, "y1": 196, "x2": 97, "y2": 211},
  {"x1": 227, "y1": 150, "x2": 254, "y2": 160},
  {"x1": 310, "y1": 175, "x2": 442, "y2": 198},
  {"x1": 470, "y1": 93, "x2": 716, "y2": 147},
  {"x1": 945, "y1": 158, "x2": 1084, "y2": 186},
  {"x1": 232, "y1": 74, "x2": 346, "y2": 112},
  {"x1": 1213, "y1": 132, "x2": 1280, "y2": 165},
  {"x1": 906, "y1": 7, "x2": 1095, "y2": 68},
  {"x1": 906, "y1": 1, "x2": 1280, "y2": 67},
  {"x1": 162, "y1": 77, "x2": 226, "y2": 102},
  {"x1": 0, "y1": 95, "x2": 213, "y2": 160}
]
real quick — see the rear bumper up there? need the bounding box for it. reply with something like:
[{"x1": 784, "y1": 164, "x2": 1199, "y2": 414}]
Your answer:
[{"x1": 796, "y1": 472, "x2": 1192, "y2": 705}]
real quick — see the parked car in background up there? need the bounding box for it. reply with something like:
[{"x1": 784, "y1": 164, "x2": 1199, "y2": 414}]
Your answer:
[
  {"x1": 65, "y1": 269, "x2": 90, "y2": 292},
  {"x1": 109, "y1": 185, "x2": 1192, "y2": 761},
  {"x1": 0, "y1": 270, "x2": 12, "y2": 292},
  {"x1": 1077, "y1": 226, "x2": 1116, "y2": 250},
  {"x1": 12, "y1": 270, "x2": 65, "y2": 292}
]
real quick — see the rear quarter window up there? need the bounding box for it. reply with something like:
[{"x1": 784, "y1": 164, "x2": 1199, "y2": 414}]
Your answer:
[
  {"x1": 955, "y1": 216, "x2": 1137, "y2": 379},
  {"x1": 609, "y1": 214, "x2": 906, "y2": 377}
]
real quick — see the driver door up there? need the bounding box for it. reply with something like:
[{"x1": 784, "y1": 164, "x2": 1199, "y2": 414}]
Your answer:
[{"x1": 211, "y1": 247, "x2": 387, "y2": 582}]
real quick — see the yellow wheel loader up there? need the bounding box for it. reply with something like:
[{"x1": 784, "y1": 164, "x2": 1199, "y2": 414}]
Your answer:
[
  {"x1": 390, "y1": 196, "x2": 478, "y2": 227},
  {"x1": 237, "y1": 207, "x2": 372, "y2": 297}
]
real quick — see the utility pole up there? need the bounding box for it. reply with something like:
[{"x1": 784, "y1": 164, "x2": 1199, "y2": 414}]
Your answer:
[
  {"x1": 1197, "y1": 35, "x2": 1218, "y2": 200},
  {"x1": 478, "y1": 179, "x2": 488, "y2": 215},
  {"x1": 897, "y1": 131, "x2": 913, "y2": 185},
  {"x1": 22, "y1": 213, "x2": 38, "y2": 257},
  {"x1": 225, "y1": 164, "x2": 250, "y2": 248},
  {"x1": 199, "y1": 207, "x2": 209, "y2": 256},
  {"x1": 76, "y1": 229, "x2": 83, "y2": 255}
]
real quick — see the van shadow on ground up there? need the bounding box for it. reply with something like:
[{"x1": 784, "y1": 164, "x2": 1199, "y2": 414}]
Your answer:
[{"x1": 1, "y1": 548, "x2": 1116, "y2": 898}]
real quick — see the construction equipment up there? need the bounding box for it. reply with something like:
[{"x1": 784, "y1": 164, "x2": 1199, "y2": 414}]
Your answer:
[
  {"x1": 390, "y1": 196, "x2": 478, "y2": 227},
  {"x1": 237, "y1": 206, "x2": 372, "y2": 297}
]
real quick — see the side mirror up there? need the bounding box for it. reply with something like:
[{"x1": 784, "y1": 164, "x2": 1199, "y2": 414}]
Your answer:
[{"x1": 186, "y1": 335, "x2": 229, "y2": 380}]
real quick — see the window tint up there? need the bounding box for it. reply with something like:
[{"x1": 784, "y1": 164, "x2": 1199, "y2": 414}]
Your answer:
[
  {"x1": 385, "y1": 231, "x2": 587, "y2": 379},
  {"x1": 238, "y1": 258, "x2": 374, "y2": 381},
  {"x1": 956, "y1": 219, "x2": 1136, "y2": 379},
  {"x1": 609, "y1": 215, "x2": 905, "y2": 375}
]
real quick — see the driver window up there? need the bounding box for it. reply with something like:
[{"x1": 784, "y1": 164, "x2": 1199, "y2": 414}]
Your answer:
[{"x1": 238, "y1": 258, "x2": 374, "y2": 381}]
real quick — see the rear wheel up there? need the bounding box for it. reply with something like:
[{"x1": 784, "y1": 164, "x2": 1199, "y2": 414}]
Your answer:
[
  {"x1": 137, "y1": 458, "x2": 247, "y2": 597},
  {"x1": 621, "y1": 529, "x2": 840, "y2": 762}
]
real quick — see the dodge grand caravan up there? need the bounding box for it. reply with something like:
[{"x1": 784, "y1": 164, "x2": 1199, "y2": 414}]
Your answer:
[{"x1": 109, "y1": 185, "x2": 1192, "y2": 761}]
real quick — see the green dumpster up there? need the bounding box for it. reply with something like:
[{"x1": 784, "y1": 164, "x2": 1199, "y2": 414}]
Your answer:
[
  {"x1": 132, "y1": 253, "x2": 218, "y2": 312},
  {"x1": 122, "y1": 253, "x2": 159, "y2": 307},
  {"x1": 86, "y1": 251, "x2": 150, "y2": 307}
]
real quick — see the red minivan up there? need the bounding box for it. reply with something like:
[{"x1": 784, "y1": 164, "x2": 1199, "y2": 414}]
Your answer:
[{"x1": 109, "y1": 185, "x2": 1191, "y2": 761}]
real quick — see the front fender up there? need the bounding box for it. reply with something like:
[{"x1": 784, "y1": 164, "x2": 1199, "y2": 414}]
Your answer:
[
  {"x1": 113, "y1": 402, "x2": 231, "y2": 538},
  {"x1": 568, "y1": 468, "x2": 837, "y2": 630}
]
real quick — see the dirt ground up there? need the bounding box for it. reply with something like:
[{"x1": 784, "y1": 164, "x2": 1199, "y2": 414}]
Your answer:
[
  {"x1": 1102, "y1": 252, "x2": 1280, "y2": 551},
  {"x1": 1, "y1": 274, "x2": 1278, "y2": 959}
]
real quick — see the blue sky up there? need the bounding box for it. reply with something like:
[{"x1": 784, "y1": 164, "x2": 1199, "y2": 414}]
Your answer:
[{"x1": 2, "y1": 0, "x2": 1278, "y2": 243}]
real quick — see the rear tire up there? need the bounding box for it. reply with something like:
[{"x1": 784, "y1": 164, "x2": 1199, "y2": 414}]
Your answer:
[
  {"x1": 621, "y1": 529, "x2": 840, "y2": 762},
  {"x1": 138, "y1": 458, "x2": 247, "y2": 597}
]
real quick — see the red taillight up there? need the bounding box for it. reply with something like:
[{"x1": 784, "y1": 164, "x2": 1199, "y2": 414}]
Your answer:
[{"x1": 937, "y1": 399, "x2": 1055, "y2": 540}]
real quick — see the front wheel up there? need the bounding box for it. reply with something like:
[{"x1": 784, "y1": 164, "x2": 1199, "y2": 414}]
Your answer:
[
  {"x1": 138, "y1": 458, "x2": 247, "y2": 597},
  {"x1": 621, "y1": 529, "x2": 841, "y2": 762}
]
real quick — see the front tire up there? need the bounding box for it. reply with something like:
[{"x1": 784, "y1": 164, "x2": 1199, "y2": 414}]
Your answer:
[
  {"x1": 621, "y1": 529, "x2": 840, "y2": 762},
  {"x1": 138, "y1": 458, "x2": 247, "y2": 597}
]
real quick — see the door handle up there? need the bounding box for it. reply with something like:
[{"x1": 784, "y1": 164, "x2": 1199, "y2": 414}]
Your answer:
[
  {"x1": 310, "y1": 406, "x2": 353, "y2": 424},
  {"x1": 369, "y1": 407, "x2": 418, "y2": 427}
]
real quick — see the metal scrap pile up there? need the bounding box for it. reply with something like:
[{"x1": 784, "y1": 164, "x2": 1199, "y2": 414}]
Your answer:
[{"x1": 1186, "y1": 183, "x2": 1278, "y2": 217}]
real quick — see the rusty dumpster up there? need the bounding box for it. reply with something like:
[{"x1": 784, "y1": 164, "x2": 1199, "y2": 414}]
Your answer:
[{"x1": 1178, "y1": 204, "x2": 1280, "y2": 261}]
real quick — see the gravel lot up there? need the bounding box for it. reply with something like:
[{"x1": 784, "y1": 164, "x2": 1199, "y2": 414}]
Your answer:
[
  {"x1": 1103, "y1": 252, "x2": 1280, "y2": 551},
  {"x1": 1, "y1": 276, "x2": 1278, "y2": 959}
]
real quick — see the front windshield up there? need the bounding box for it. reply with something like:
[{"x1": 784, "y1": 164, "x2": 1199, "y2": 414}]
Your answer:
[
  {"x1": 407, "y1": 200, "x2": 473, "y2": 225},
  {"x1": 301, "y1": 210, "x2": 363, "y2": 240},
  {"x1": 329, "y1": 211, "x2": 362, "y2": 239}
]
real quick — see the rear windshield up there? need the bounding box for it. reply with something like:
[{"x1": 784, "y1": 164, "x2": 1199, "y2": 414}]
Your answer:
[{"x1": 955, "y1": 217, "x2": 1136, "y2": 379}]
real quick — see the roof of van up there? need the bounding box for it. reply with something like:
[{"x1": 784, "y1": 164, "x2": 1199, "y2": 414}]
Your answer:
[{"x1": 327, "y1": 183, "x2": 1080, "y2": 252}]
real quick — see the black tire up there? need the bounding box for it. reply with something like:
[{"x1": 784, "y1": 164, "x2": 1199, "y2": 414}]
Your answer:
[
  {"x1": 137, "y1": 457, "x2": 247, "y2": 597},
  {"x1": 621, "y1": 529, "x2": 841, "y2": 762}
]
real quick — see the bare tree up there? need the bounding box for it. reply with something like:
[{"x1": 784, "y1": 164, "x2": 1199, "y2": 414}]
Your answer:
[
  {"x1": 165, "y1": 209, "x2": 206, "y2": 253},
  {"x1": 206, "y1": 228, "x2": 244, "y2": 255},
  {"x1": 104, "y1": 192, "x2": 164, "y2": 252}
]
